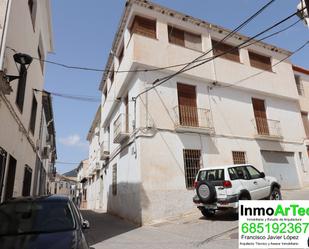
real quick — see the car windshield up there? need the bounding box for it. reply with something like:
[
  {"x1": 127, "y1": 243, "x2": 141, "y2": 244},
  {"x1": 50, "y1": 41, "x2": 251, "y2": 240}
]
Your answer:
[
  {"x1": 198, "y1": 169, "x2": 225, "y2": 181},
  {"x1": 0, "y1": 201, "x2": 75, "y2": 236}
]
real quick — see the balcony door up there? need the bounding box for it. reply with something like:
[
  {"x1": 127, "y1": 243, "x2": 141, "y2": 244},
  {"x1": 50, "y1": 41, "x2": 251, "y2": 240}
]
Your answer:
[
  {"x1": 177, "y1": 83, "x2": 198, "y2": 127},
  {"x1": 252, "y1": 98, "x2": 269, "y2": 135},
  {"x1": 4, "y1": 155, "x2": 16, "y2": 201}
]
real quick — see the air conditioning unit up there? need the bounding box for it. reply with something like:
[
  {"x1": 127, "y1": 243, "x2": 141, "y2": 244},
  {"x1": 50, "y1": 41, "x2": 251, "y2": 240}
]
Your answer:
[{"x1": 95, "y1": 162, "x2": 101, "y2": 170}]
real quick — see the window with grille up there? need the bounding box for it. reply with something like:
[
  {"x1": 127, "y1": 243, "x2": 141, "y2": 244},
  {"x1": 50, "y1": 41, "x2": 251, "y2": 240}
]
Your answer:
[
  {"x1": 212, "y1": 40, "x2": 240, "y2": 62},
  {"x1": 248, "y1": 51, "x2": 272, "y2": 71},
  {"x1": 183, "y1": 149, "x2": 201, "y2": 189},
  {"x1": 295, "y1": 75, "x2": 304, "y2": 96},
  {"x1": 130, "y1": 15, "x2": 156, "y2": 39},
  {"x1": 232, "y1": 151, "x2": 247, "y2": 164},
  {"x1": 112, "y1": 164, "x2": 117, "y2": 195},
  {"x1": 168, "y1": 26, "x2": 202, "y2": 51}
]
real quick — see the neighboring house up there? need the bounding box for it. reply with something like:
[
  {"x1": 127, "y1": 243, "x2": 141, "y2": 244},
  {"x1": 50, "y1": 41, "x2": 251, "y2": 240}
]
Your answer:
[
  {"x1": 50, "y1": 174, "x2": 77, "y2": 199},
  {"x1": 91, "y1": 0, "x2": 308, "y2": 224},
  {"x1": 86, "y1": 106, "x2": 104, "y2": 210},
  {"x1": 0, "y1": 0, "x2": 54, "y2": 202},
  {"x1": 76, "y1": 159, "x2": 89, "y2": 209},
  {"x1": 293, "y1": 65, "x2": 309, "y2": 175}
]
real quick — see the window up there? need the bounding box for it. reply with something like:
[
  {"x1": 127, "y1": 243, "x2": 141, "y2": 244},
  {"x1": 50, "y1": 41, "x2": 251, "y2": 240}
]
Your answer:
[
  {"x1": 248, "y1": 51, "x2": 272, "y2": 71},
  {"x1": 252, "y1": 98, "x2": 269, "y2": 135},
  {"x1": 29, "y1": 95, "x2": 37, "y2": 135},
  {"x1": 112, "y1": 164, "x2": 117, "y2": 195},
  {"x1": 198, "y1": 169, "x2": 224, "y2": 181},
  {"x1": 246, "y1": 166, "x2": 261, "y2": 179},
  {"x1": 38, "y1": 43, "x2": 44, "y2": 72},
  {"x1": 22, "y1": 166, "x2": 32, "y2": 196},
  {"x1": 109, "y1": 67, "x2": 114, "y2": 86},
  {"x1": 168, "y1": 26, "x2": 202, "y2": 51},
  {"x1": 118, "y1": 45, "x2": 124, "y2": 66},
  {"x1": 212, "y1": 40, "x2": 240, "y2": 62},
  {"x1": 0, "y1": 147, "x2": 7, "y2": 199},
  {"x1": 130, "y1": 15, "x2": 156, "y2": 39},
  {"x1": 301, "y1": 112, "x2": 309, "y2": 138},
  {"x1": 183, "y1": 149, "x2": 201, "y2": 189},
  {"x1": 234, "y1": 166, "x2": 250, "y2": 180},
  {"x1": 232, "y1": 151, "x2": 247, "y2": 164},
  {"x1": 295, "y1": 75, "x2": 304, "y2": 96},
  {"x1": 28, "y1": 0, "x2": 36, "y2": 29},
  {"x1": 103, "y1": 86, "x2": 107, "y2": 102},
  {"x1": 15, "y1": 65, "x2": 27, "y2": 112}
]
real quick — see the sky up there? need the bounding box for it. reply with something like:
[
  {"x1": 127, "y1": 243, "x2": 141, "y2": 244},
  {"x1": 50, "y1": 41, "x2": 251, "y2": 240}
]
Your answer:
[{"x1": 45, "y1": 0, "x2": 309, "y2": 174}]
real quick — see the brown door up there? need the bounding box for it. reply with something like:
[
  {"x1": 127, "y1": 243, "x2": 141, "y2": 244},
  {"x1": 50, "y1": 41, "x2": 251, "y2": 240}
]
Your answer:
[
  {"x1": 177, "y1": 83, "x2": 198, "y2": 127},
  {"x1": 252, "y1": 98, "x2": 269, "y2": 135},
  {"x1": 4, "y1": 156, "x2": 16, "y2": 201}
]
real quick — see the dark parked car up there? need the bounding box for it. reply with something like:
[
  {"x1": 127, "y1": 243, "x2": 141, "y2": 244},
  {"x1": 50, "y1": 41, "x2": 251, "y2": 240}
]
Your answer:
[{"x1": 0, "y1": 195, "x2": 90, "y2": 249}]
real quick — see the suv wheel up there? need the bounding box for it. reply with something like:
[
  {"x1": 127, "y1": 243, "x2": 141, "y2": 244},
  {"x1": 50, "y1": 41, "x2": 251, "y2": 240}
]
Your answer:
[
  {"x1": 269, "y1": 187, "x2": 282, "y2": 200},
  {"x1": 200, "y1": 207, "x2": 215, "y2": 217}
]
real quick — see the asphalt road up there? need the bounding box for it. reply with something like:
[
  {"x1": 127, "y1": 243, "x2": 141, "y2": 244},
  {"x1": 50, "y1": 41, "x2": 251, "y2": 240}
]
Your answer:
[{"x1": 81, "y1": 187, "x2": 309, "y2": 249}]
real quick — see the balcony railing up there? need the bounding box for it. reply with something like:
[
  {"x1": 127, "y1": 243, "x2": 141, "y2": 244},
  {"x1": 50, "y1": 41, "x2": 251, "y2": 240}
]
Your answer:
[
  {"x1": 253, "y1": 118, "x2": 282, "y2": 139},
  {"x1": 173, "y1": 105, "x2": 214, "y2": 133},
  {"x1": 113, "y1": 113, "x2": 129, "y2": 143}
]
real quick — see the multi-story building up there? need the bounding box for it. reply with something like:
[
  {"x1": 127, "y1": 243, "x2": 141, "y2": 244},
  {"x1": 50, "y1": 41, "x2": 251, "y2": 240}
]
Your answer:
[
  {"x1": 50, "y1": 174, "x2": 77, "y2": 199},
  {"x1": 93, "y1": 0, "x2": 308, "y2": 224},
  {"x1": 86, "y1": 106, "x2": 103, "y2": 210},
  {"x1": 293, "y1": 65, "x2": 309, "y2": 163},
  {"x1": 0, "y1": 0, "x2": 54, "y2": 201}
]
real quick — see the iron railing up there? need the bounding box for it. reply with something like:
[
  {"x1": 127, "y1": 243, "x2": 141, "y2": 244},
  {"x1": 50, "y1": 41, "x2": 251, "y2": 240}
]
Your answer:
[
  {"x1": 173, "y1": 105, "x2": 213, "y2": 130},
  {"x1": 253, "y1": 117, "x2": 282, "y2": 138}
]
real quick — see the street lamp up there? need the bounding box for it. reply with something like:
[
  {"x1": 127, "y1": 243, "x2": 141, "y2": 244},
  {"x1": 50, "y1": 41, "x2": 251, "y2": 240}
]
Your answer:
[{"x1": 5, "y1": 53, "x2": 33, "y2": 83}]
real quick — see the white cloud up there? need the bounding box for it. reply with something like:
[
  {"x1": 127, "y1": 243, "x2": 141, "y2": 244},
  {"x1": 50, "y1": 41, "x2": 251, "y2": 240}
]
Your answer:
[{"x1": 59, "y1": 134, "x2": 88, "y2": 148}]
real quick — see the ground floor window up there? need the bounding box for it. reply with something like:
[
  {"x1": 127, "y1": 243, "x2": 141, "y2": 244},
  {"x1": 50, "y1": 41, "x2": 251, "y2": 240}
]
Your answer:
[
  {"x1": 112, "y1": 164, "x2": 117, "y2": 195},
  {"x1": 183, "y1": 149, "x2": 201, "y2": 189},
  {"x1": 232, "y1": 151, "x2": 247, "y2": 164}
]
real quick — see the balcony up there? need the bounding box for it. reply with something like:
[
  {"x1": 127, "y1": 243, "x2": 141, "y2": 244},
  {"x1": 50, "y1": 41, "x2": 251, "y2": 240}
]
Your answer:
[
  {"x1": 100, "y1": 142, "x2": 110, "y2": 160},
  {"x1": 113, "y1": 113, "x2": 129, "y2": 143},
  {"x1": 173, "y1": 106, "x2": 214, "y2": 134},
  {"x1": 252, "y1": 118, "x2": 282, "y2": 140}
]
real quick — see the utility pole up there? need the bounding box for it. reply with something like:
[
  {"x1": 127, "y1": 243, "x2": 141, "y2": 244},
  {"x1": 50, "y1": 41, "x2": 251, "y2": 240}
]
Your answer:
[{"x1": 297, "y1": 0, "x2": 309, "y2": 28}]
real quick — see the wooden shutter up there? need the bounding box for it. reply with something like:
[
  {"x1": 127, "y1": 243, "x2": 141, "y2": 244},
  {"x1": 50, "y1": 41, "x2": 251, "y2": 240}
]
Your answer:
[
  {"x1": 16, "y1": 65, "x2": 27, "y2": 112},
  {"x1": 168, "y1": 26, "x2": 185, "y2": 46},
  {"x1": 249, "y1": 51, "x2": 272, "y2": 71},
  {"x1": 177, "y1": 83, "x2": 198, "y2": 127},
  {"x1": 184, "y1": 31, "x2": 202, "y2": 51},
  {"x1": 131, "y1": 16, "x2": 156, "y2": 39},
  {"x1": 252, "y1": 98, "x2": 269, "y2": 135},
  {"x1": 212, "y1": 40, "x2": 240, "y2": 62}
]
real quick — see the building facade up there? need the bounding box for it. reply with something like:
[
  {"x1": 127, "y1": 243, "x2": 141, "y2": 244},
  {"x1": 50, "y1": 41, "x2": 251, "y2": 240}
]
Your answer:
[
  {"x1": 76, "y1": 159, "x2": 90, "y2": 209},
  {"x1": 90, "y1": 0, "x2": 309, "y2": 224},
  {"x1": 0, "y1": 0, "x2": 55, "y2": 201}
]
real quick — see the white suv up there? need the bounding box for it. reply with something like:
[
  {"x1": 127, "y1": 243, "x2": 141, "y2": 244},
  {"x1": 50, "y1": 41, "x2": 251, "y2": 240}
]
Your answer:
[{"x1": 193, "y1": 164, "x2": 281, "y2": 217}]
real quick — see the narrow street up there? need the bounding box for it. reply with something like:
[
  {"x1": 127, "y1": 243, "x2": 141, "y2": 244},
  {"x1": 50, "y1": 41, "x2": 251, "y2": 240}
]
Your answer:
[{"x1": 82, "y1": 188, "x2": 309, "y2": 249}]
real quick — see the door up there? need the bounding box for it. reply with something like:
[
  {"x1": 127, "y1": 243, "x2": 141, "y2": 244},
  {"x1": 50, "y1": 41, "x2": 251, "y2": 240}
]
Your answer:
[
  {"x1": 245, "y1": 165, "x2": 270, "y2": 199},
  {"x1": 22, "y1": 166, "x2": 32, "y2": 196},
  {"x1": 261, "y1": 151, "x2": 300, "y2": 189},
  {"x1": 177, "y1": 83, "x2": 198, "y2": 127},
  {"x1": 0, "y1": 148, "x2": 7, "y2": 200},
  {"x1": 252, "y1": 98, "x2": 269, "y2": 135},
  {"x1": 4, "y1": 156, "x2": 16, "y2": 201}
]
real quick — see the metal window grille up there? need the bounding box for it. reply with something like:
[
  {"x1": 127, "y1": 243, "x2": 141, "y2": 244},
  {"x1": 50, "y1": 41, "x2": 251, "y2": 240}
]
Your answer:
[
  {"x1": 112, "y1": 164, "x2": 117, "y2": 196},
  {"x1": 232, "y1": 151, "x2": 247, "y2": 164},
  {"x1": 183, "y1": 149, "x2": 201, "y2": 189}
]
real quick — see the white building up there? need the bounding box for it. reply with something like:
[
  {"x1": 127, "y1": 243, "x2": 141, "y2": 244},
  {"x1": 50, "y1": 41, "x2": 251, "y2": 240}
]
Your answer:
[
  {"x1": 92, "y1": 0, "x2": 308, "y2": 224},
  {"x1": 76, "y1": 159, "x2": 90, "y2": 209},
  {"x1": 0, "y1": 0, "x2": 54, "y2": 201},
  {"x1": 86, "y1": 106, "x2": 104, "y2": 210}
]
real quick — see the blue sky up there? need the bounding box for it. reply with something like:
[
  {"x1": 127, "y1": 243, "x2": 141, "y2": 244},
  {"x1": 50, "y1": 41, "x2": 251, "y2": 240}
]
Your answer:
[{"x1": 45, "y1": 0, "x2": 309, "y2": 174}]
